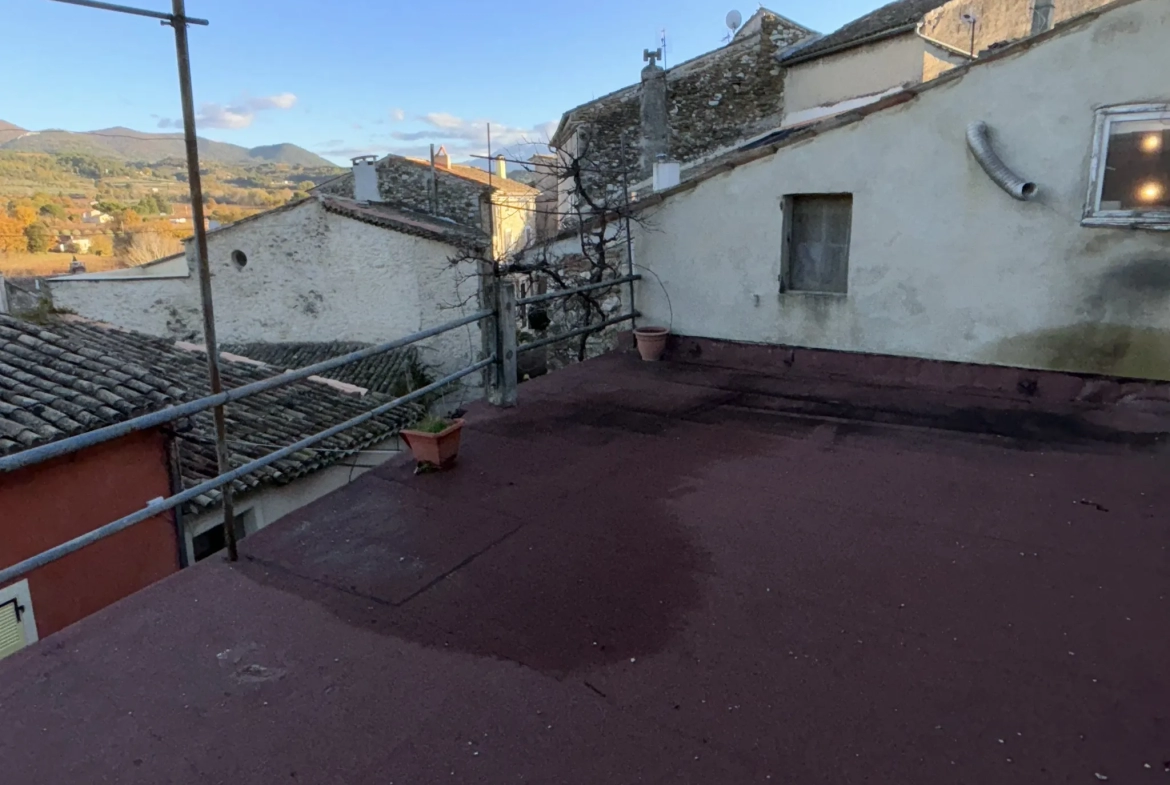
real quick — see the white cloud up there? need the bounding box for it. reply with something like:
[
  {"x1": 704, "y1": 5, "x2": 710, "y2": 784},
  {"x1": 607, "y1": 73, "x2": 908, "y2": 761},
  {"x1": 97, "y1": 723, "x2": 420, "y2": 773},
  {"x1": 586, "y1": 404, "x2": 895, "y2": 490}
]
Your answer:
[
  {"x1": 390, "y1": 112, "x2": 556, "y2": 151},
  {"x1": 390, "y1": 107, "x2": 406, "y2": 122},
  {"x1": 162, "y1": 93, "x2": 299, "y2": 130},
  {"x1": 247, "y1": 93, "x2": 297, "y2": 111}
]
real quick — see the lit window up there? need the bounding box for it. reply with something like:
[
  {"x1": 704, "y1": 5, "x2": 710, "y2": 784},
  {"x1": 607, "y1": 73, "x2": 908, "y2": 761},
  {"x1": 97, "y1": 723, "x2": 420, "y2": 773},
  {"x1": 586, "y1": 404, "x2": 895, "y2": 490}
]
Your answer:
[{"x1": 1084, "y1": 104, "x2": 1170, "y2": 227}]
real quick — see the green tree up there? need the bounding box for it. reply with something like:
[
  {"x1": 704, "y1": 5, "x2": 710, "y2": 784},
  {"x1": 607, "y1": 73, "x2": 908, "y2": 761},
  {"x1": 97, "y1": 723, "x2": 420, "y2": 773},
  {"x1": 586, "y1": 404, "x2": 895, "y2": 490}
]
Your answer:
[
  {"x1": 24, "y1": 221, "x2": 52, "y2": 253},
  {"x1": 39, "y1": 203, "x2": 67, "y2": 220}
]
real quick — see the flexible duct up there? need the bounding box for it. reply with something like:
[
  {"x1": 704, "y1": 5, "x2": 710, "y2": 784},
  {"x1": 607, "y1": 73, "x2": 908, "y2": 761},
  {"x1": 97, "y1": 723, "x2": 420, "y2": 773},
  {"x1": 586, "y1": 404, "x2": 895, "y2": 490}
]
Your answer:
[{"x1": 966, "y1": 121, "x2": 1037, "y2": 201}]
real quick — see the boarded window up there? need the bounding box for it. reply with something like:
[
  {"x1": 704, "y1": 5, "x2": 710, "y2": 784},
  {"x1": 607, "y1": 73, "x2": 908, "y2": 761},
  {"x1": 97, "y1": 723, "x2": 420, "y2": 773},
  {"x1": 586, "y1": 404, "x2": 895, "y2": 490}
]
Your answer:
[{"x1": 784, "y1": 195, "x2": 852, "y2": 294}]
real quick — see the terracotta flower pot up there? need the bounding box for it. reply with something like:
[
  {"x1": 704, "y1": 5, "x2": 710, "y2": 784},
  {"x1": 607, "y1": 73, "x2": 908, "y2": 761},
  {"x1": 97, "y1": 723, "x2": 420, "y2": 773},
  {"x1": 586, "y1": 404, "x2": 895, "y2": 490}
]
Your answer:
[
  {"x1": 400, "y1": 419, "x2": 465, "y2": 468},
  {"x1": 633, "y1": 326, "x2": 669, "y2": 362}
]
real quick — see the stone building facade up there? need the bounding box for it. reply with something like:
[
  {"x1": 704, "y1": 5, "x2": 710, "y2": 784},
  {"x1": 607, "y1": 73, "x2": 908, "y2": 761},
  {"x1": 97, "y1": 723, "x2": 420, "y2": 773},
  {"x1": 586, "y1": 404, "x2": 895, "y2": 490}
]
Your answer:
[
  {"x1": 549, "y1": 8, "x2": 817, "y2": 207},
  {"x1": 314, "y1": 149, "x2": 538, "y2": 261}
]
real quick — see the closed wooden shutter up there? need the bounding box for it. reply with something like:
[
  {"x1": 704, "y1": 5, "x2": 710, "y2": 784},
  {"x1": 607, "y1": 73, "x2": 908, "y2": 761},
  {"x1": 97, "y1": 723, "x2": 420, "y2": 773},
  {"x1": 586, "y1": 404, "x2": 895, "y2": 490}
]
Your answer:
[{"x1": 0, "y1": 599, "x2": 27, "y2": 660}]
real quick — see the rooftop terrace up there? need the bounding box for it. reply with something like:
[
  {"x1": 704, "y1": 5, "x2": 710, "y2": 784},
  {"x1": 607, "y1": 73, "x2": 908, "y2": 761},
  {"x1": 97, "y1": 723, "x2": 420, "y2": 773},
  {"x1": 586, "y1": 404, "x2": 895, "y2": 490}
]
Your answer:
[{"x1": 3, "y1": 345, "x2": 1168, "y2": 783}]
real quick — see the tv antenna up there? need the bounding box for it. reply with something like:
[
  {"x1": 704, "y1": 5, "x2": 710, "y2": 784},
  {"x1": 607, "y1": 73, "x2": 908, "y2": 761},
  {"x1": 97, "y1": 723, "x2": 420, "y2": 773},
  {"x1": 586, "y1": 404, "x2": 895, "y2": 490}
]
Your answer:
[
  {"x1": 960, "y1": 11, "x2": 978, "y2": 56},
  {"x1": 724, "y1": 9, "x2": 742, "y2": 42}
]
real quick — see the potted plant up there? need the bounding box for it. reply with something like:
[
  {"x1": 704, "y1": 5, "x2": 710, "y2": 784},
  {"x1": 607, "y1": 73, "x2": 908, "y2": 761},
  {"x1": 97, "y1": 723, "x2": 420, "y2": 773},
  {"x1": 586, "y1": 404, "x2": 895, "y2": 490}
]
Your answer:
[
  {"x1": 400, "y1": 415, "x2": 465, "y2": 469},
  {"x1": 633, "y1": 326, "x2": 670, "y2": 362}
]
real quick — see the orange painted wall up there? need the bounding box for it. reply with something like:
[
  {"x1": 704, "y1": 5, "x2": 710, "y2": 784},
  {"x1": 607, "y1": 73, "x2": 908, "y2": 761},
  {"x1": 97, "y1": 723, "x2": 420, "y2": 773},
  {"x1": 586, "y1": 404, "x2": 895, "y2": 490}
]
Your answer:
[{"x1": 0, "y1": 429, "x2": 179, "y2": 638}]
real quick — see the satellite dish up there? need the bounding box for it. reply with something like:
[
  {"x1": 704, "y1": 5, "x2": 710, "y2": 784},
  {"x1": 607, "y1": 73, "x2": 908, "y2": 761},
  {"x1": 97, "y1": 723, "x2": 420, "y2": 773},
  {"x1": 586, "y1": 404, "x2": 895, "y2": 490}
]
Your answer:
[{"x1": 726, "y1": 9, "x2": 742, "y2": 32}]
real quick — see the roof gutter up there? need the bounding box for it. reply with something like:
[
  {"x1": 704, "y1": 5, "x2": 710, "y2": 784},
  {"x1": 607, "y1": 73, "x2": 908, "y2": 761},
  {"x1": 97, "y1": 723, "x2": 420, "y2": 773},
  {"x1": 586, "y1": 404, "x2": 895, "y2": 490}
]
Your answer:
[{"x1": 779, "y1": 23, "x2": 917, "y2": 65}]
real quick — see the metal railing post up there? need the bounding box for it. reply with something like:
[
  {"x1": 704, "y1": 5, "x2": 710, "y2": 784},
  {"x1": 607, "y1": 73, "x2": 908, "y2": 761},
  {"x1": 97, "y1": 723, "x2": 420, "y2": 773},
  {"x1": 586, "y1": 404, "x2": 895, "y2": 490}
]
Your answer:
[{"x1": 490, "y1": 280, "x2": 518, "y2": 407}]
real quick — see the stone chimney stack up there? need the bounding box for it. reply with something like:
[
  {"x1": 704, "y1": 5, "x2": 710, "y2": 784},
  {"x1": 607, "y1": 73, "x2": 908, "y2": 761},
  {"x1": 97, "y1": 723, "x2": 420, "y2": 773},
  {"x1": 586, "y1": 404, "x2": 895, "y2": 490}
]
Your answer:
[
  {"x1": 640, "y1": 48, "x2": 669, "y2": 175},
  {"x1": 494, "y1": 155, "x2": 507, "y2": 180},
  {"x1": 352, "y1": 155, "x2": 379, "y2": 203},
  {"x1": 1030, "y1": 0, "x2": 1056, "y2": 34},
  {"x1": 434, "y1": 145, "x2": 451, "y2": 169}
]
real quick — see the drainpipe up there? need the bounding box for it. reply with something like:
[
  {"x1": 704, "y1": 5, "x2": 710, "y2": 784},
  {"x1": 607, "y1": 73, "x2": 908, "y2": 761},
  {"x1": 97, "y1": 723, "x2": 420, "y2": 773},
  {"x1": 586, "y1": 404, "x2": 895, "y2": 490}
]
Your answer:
[{"x1": 966, "y1": 122, "x2": 1038, "y2": 201}]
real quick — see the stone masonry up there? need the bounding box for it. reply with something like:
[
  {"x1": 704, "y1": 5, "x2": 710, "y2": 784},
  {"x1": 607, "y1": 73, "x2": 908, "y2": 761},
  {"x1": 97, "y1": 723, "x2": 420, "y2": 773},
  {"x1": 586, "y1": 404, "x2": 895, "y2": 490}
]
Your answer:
[{"x1": 552, "y1": 10, "x2": 816, "y2": 192}]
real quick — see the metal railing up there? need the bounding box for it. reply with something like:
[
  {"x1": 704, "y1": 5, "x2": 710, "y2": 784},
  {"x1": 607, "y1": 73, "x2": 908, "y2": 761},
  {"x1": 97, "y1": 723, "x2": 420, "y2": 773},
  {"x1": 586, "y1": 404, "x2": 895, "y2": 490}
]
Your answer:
[
  {"x1": 0, "y1": 310, "x2": 495, "y2": 587},
  {"x1": 514, "y1": 274, "x2": 641, "y2": 355},
  {"x1": 1, "y1": 274, "x2": 643, "y2": 589}
]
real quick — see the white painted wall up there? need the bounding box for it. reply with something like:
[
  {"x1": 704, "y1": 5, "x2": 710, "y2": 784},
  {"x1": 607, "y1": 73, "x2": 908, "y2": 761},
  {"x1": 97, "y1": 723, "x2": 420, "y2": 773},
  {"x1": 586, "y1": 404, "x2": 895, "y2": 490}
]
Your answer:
[
  {"x1": 50, "y1": 199, "x2": 483, "y2": 379},
  {"x1": 182, "y1": 436, "x2": 402, "y2": 565},
  {"x1": 637, "y1": 0, "x2": 1170, "y2": 380},
  {"x1": 782, "y1": 34, "x2": 928, "y2": 122}
]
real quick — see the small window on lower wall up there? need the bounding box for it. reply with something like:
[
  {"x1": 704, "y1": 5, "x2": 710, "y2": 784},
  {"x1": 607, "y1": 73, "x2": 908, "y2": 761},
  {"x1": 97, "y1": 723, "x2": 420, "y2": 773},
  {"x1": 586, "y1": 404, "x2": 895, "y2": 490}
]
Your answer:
[
  {"x1": 1085, "y1": 104, "x2": 1170, "y2": 227},
  {"x1": 192, "y1": 509, "x2": 254, "y2": 562},
  {"x1": 782, "y1": 194, "x2": 853, "y2": 294},
  {"x1": 0, "y1": 579, "x2": 38, "y2": 661}
]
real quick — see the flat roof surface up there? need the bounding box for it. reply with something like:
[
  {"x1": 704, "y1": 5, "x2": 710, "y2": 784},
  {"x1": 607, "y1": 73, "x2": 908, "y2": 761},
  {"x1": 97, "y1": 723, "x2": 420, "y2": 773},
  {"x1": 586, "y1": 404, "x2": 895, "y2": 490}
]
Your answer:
[{"x1": 3, "y1": 351, "x2": 1168, "y2": 783}]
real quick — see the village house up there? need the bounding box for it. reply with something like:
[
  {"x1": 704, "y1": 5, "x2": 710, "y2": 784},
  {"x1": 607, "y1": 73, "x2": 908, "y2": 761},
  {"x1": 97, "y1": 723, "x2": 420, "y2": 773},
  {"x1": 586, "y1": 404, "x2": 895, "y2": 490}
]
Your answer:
[
  {"x1": 0, "y1": 313, "x2": 425, "y2": 657},
  {"x1": 80, "y1": 209, "x2": 112, "y2": 224},
  {"x1": 624, "y1": 0, "x2": 1170, "y2": 381},
  {"x1": 47, "y1": 194, "x2": 489, "y2": 386},
  {"x1": 313, "y1": 147, "x2": 539, "y2": 262},
  {"x1": 547, "y1": 8, "x2": 817, "y2": 217},
  {"x1": 776, "y1": 0, "x2": 1116, "y2": 130}
]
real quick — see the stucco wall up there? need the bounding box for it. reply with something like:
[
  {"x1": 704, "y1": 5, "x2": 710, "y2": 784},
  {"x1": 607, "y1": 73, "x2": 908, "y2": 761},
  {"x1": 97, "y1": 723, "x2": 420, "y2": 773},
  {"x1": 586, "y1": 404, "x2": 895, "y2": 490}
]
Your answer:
[
  {"x1": 50, "y1": 199, "x2": 483, "y2": 379},
  {"x1": 636, "y1": 1, "x2": 1170, "y2": 380},
  {"x1": 783, "y1": 34, "x2": 928, "y2": 121},
  {"x1": 0, "y1": 430, "x2": 178, "y2": 639}
]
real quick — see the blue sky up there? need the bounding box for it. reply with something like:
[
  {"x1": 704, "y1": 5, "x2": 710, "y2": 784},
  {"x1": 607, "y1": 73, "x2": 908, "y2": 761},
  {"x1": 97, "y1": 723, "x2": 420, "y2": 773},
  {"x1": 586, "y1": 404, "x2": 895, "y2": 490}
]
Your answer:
[{"x1": 4, "y1": 0, "x2": 888, "y2": 165}]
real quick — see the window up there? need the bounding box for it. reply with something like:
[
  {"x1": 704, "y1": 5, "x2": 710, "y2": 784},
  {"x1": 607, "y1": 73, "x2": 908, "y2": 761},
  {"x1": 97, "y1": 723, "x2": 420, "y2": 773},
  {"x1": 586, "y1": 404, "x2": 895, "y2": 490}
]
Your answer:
[
  {"x1": 192, "y1": 509, "x2": 254, "y2": 562},
  {"x1": 0, "y1": 579, "x2": 38, "y2": 661},
  {"x1": 1085, "y1": 104, "x2": 1170, "y2": 227},
  {"x1": 782, "y1": 194, "x2": 853, "y2": 294},
  {"x1": 231, "y1": 249, "x2": 248, "y2": 269}
]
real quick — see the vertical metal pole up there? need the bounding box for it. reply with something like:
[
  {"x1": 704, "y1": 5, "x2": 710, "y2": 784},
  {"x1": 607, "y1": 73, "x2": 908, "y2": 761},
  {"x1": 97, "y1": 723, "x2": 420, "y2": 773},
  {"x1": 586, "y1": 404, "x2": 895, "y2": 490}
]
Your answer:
[
  {"x1": 429, "y1": 143, "x2": 438, "y2": 215},
  {"x1": 619, "y1": 137, "x2": 637, "y2": 329},
  {"x1": 170, "y1": 0, "x2": 237, "y2": 561},
  {"x1": 490, "y1": 280, "x2": 518, "y2": 408}
]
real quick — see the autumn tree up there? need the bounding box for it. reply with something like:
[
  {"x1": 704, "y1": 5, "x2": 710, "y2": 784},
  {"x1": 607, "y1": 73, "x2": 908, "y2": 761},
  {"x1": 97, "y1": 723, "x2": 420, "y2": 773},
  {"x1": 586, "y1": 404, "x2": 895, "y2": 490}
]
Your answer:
[
  {"x1": 89, "y1": 234, "x2": 114, "y2": 256},
  {"x1": 24, "y1": 221, "x2": 52, "y2": 253},
  {"x1": 0, "y1": 216, "x2": 27, "y2": 253}
]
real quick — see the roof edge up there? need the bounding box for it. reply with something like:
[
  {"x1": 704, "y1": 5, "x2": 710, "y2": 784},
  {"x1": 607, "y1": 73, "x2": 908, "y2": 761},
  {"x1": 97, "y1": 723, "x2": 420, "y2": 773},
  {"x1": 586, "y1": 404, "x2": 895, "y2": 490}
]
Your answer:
[{"x1": 781, "y1": 22, "x2": 918, "y2": 65}]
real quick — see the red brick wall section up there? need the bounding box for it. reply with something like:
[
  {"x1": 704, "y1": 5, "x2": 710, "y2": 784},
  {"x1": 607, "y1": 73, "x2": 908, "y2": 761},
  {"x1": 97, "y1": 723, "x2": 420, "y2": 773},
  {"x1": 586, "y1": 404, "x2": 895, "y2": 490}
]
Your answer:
[{"x1": 0, "y1": 429, "x2": 179, "y2": 638}]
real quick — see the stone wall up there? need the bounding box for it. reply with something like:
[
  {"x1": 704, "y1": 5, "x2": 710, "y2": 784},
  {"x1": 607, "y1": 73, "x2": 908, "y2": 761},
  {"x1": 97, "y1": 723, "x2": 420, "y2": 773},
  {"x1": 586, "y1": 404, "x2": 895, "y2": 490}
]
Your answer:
[
  {"x1": 50, "y1": 198, "x2": 484, "y2": 386},
  {"x1": 558, "y1": 10, "x2": 812, "y2": 200},
  {"x1": 315, "y1": 156, "x2": 487, "y2": 230}
]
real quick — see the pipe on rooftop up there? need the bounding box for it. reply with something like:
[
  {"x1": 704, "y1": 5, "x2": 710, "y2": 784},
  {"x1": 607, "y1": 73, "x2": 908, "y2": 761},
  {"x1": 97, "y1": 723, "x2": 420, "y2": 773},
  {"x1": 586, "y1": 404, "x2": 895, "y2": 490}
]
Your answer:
[{"x1": 966, "y1": 121, "x2": 1037, "y2": 201}]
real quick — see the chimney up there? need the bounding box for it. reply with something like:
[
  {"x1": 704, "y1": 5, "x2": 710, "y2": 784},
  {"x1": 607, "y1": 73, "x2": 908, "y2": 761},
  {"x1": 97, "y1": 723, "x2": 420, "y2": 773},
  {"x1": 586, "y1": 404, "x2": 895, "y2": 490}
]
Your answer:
[
  {"x1": 352, "y1": 155, "x2": 379, "y2": 202},
  {"x1": 1030, "y1": 0, "x2": 1055, "y2": 34},
  {"x1": 434, "y1": 145, "x2": 451, "y2": 169},
  {"x1": 640, "y1": 48, "x2": 669, "y2": 175},
  {"x1": 494, "y1": 155, "x2": 507, "y2": 180},
  {"x1": 652, "y1": 155, "x2": 680, "y2": 192}
]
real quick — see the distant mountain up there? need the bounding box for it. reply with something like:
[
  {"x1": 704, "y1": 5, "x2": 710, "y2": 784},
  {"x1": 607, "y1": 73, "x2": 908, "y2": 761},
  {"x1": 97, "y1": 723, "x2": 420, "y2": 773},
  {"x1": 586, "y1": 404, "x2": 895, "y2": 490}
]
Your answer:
[
  {"x1": 0, "y1": 120, "x2": 27, "y2": 145},
  {"x1": 0, "y1": 121, "x2": 335, "y2": 168}
]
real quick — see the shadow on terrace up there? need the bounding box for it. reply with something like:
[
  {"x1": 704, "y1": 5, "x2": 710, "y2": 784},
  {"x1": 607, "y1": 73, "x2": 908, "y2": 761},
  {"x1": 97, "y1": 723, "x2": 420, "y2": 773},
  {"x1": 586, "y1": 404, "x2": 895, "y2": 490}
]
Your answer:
[{"x1": 3, "y1": 337, "x2": 1170, "y2": 784}]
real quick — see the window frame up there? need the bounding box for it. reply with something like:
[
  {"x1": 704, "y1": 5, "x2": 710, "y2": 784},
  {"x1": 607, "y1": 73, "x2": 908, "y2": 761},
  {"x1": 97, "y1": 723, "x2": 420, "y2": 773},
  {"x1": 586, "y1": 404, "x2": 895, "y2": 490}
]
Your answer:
[
  {"x1": 1083, "y1": 103, "x2": 1170, "y2": 229},
  {"x1": 0, "y1": 579, "x2": 38, "y2": 659},
  {"x1": 779, "y1": 193, "x2": 854, "y2": 296}
]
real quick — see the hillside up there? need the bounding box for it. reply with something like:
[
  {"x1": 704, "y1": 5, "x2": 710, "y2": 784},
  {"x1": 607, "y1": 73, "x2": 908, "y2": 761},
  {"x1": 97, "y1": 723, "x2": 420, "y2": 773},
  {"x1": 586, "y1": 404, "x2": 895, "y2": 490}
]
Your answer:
[
  {"x1": 0, "y1": 120, "x2": 26, "y2": 145},
  {"x1": 0, "y1": 121, "x2": 334, "y2": 168}
]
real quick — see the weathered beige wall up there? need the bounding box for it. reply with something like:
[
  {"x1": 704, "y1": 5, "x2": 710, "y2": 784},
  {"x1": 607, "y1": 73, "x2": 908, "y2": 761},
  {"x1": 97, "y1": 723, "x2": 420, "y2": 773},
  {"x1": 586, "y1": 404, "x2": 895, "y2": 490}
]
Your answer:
[
  {"x1": 50, "y1": 199, "x2": 482, "y2": 379},
  {"x1": 923, "y1": 0, "x2": 1115, "y2": 54},
  {"x1": 637, "y1": 0, "x2": 1170, "y2": 380},
  {"x1": 783, "y1": 34, "x2": 928, "y2": 121},
  {"x1": 923, "y1": 50, "x2": 959, "y2": 81}
]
